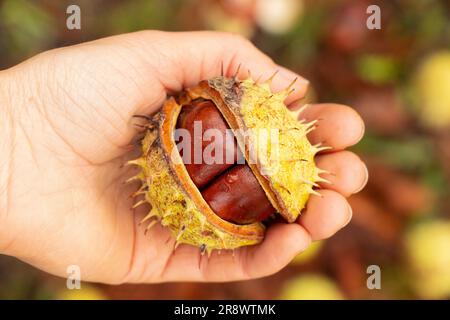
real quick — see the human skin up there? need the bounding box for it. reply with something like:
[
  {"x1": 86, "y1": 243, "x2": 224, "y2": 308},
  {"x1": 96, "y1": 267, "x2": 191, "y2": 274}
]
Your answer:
[{"x1": 0, "y1": 31, "x2": 367, "y2": 284}]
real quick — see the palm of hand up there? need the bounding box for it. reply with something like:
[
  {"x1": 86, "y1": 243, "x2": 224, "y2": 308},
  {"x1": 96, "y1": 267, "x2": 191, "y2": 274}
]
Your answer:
[{"x1": 1, "y1": 31, "x2": 366, "y2": 284}]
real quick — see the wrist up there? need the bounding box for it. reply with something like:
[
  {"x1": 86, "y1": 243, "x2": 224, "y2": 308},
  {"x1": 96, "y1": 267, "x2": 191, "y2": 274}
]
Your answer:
[{"x1": 0, "y1": 70, "x2": 15, "y2": 254}]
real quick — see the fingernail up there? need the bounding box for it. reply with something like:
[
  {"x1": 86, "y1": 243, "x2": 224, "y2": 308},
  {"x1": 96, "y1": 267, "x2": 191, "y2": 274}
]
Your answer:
[
  {"x1": 354, "y1": 117, "x2": 365, "y2": 145},
  {"x1": 344, "y1": 202, "x2": 353, "y2": 227},
  {"x1": 354, "y1": 162, "x2": 369, "y2": 194}
]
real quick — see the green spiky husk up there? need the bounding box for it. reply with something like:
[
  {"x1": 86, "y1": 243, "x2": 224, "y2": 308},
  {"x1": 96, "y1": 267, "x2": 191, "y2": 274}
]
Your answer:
[{"x1": 130, "y1": 76, "x2": 321, "y2": 252}]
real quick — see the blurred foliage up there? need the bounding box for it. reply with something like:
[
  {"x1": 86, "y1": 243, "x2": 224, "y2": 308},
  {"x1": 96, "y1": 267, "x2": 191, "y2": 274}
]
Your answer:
[
  {"x1": 279, "y1": 274, "x2": 344, "y2": 300},
  {"x1": 0, "y1": 0, "x2": 56, "y2": 56},
  {"x1": 412, "y1": 51, "x2": 450, "y2": 128},
  {"x1": 355, "y1": 54, "x2": 401, "y2": 85},
  {"x1": 406, "y1": 220, "x2": 450, "y2": 299},
  {"x1": 356, "y1": 135, "x2": 436, "y2": 172},
  {"x1": 0, "y1": 0, "x2": 450, "y2": 300},
  {"x1": 96, "y1": 0, "x2": 182, "y2": 34},
  {"x1": 56, "y1": 285, "x2": 107, "y2": 300},
  {"x1": 290, "y1": 240, "x2": 323, "y2": 265},
  {"x1": 0, "y1": 256, "x2": 60, "y2": 299}
]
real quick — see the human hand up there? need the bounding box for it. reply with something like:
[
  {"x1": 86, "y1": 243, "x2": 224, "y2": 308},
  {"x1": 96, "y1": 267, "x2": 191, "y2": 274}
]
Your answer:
[{"x1": 0, "y1": 31, "x2": 367, "y2": 284}]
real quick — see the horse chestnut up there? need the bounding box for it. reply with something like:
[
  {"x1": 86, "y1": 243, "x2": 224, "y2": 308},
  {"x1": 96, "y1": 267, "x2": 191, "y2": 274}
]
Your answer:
[
  {"x1": 129, "y1": 75, "x2": 322, "y2": 253},
  {"x1": 176, "y1": 100, "x2": 242, "y2": 189},
  {"x1": 176, "y1": 100, "x2": 275, "y2": 224},
  {"x1": 202, "y1": 165, "x2": 275, "y2": 224}
]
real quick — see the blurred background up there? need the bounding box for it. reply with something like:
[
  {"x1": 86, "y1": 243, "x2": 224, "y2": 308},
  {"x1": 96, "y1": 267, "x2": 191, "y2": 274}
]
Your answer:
[{"x1": 1, "y1": 0, "x2": 450, "y2": 300}]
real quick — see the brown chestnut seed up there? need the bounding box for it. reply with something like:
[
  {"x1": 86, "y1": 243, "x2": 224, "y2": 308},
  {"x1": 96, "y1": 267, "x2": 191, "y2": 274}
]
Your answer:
[
  {"x1": 175, "y1": 99, "x2": 275, "y2": 224},
  {"x1": 202, "y1": 165, "x2": 275, "y2": 224},
  {"x1": 176, "y1": 100, "x2": 243, "y2": 189}
]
